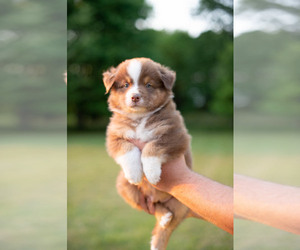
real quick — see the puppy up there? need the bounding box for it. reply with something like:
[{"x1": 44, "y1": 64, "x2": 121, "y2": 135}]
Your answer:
[{"x1": 103, "y1": 58, "x2": 192, "y2": 250}]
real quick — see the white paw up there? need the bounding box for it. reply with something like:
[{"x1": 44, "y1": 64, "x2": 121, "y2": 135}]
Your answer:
[
  {"x1": 150, "y1": 236, "x2": 158, "y2": 250},
  {"x1": 116, "y1": 147, "x2": 143, "y2": 185},
  {"x1": 159, "y1": 212, "x2": 173, "y2": 228},
  {"x1": 124, "y1": 167, "x2": 143, "y2": 185},
  {"x1": 142, "y1": 156, "x2": 162, "y2": 185}
]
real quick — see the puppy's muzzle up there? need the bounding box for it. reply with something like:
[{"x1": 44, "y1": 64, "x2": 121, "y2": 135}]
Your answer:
[{"x1": 131, "y1": 94, "x2": 141, "y2": 103}]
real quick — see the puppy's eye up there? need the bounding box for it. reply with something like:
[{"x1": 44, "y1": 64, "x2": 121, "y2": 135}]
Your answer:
[
  {"x1": 122, "y1": 83, "x2": 129, "y2": 88},
  {"x1": 145, "y1": 83, "x2": 152, "y2": 88}
]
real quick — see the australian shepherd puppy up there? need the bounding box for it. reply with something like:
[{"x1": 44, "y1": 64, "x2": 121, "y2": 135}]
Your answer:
[{"x1": 103, "y1": 58, "x2": 192, "y2": 250}]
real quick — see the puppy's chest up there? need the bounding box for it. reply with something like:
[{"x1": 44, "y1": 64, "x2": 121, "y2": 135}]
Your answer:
[{"x1": 124, "y1": 117, "x2": 155, "y2": 142}]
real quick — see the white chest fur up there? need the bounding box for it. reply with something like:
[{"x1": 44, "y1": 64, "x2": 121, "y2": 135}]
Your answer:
[
  {"x1": 124, "y1": 116, "x2": 154, "y2": 142},
  {"x1": 120, "y1": 115, "x2": 163, "y2": 185}
]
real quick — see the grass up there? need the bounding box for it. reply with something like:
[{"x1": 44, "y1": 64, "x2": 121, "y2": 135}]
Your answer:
[
  {"x1": 67, "y1": 130, "x2": 233, "y2": 250},
  {"x1": 0, "y1": 133, "x2": 66, "y2": 250},
  {"x1": 2, "y1": 129, "x2": 298, "y2": 249},
  {"x1": 234, "y1": 130, "x2": 300, "y2": 249}
]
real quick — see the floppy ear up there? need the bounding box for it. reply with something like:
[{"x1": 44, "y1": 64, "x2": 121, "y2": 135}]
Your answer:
[
  {"x1": 158, "y1": 65, "x2": 176, "y2": 90},
  {"x1": 102, "y1": 67, "x2": 117, "y2": 94}
]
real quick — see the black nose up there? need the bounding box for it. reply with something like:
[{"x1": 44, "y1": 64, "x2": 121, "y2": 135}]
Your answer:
[{"x1": 131, "y1": 94, "x2": 141, "y2": 103}]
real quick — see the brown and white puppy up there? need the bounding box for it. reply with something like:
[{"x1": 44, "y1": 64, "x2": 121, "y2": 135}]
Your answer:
[{"x1": 103, "y1": 58, "x2": 192, "y2": 250}]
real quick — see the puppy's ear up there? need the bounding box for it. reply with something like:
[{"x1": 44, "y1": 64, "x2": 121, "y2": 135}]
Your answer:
[
  {"x1": 103, "y1": 67, "x2": 117, "y2": 94},
  {"x1": 158, "y1": 65, "x2": 176, "y2": 90}
]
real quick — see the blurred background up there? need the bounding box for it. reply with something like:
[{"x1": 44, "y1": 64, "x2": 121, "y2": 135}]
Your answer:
[
  {"x1": 0, "y1": 0, "x2": 66, "y2": 249},
  {"x1": 67, "y1": 0, "x2": 233, "y2": 130},
  {"x1": 68, "y1": 0, "x2": 233, "y2": 249},
  {"x1": 234, "y1": 0, "x2": 300, "y2": 248},
  {"x1": 1, "y1": 0, "x2": 299, "y2": 248}
]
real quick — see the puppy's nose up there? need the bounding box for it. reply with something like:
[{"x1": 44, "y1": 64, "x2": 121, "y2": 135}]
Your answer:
[{"x1": 131, "y1": 94, "x2": 141, "y2": 103}]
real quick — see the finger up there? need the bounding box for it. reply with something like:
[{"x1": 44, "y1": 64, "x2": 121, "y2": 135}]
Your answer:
[
  {"x1": 138, "y1": 192, "x2": 150, "y2": 214},
  {"x1": 186, "y1": 210, "x2": 204, "y2": 220},
  {"x1": 146, "y1": 197, "x2": 155, "y2": 215}
]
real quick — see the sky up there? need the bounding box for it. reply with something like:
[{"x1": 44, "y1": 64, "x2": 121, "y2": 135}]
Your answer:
[
  {"x1": 234, "y1": 0, "x2": 298, "y2": 36},
  {"x1": 141, "y1": 0, "x2": 210, "y2": 38},
  {"x1": 142, "y1": 0, "x2": 261, "y2": 37},
  {"x1": 141, "y1": 0, "x2": 299, "y2": 37}
]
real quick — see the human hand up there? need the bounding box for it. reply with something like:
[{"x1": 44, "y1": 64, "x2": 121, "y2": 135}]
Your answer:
[
  {"x1": 131, "y1": 139, "x2": 203, "y2": 220},
  {"x1": 138, "y1": 192, "x2": 155, "y2": 215},
  {"x1": 129, "y1": 139, "x2": 191, "y2": 193}
]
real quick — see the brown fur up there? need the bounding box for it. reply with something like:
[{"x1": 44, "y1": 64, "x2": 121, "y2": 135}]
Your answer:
[{"x1": 103, "y1": 58, "x2": 192, "y2": 250}]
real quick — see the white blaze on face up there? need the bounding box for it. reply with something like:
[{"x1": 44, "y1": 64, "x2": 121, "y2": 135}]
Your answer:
[{"x1": 126, "y1": 59, "x2": 142, "y2": 106}]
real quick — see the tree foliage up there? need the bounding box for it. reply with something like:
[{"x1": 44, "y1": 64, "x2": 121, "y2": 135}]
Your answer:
[
  {"x1": 235, "y1": 0, "x2": 300, "y2": 117},
  {"x1": 237, "y1": 0, "x2": 300, "y2": 33},
  {"x1": 197, "y1": 0, "x2": 233, "y2": 33},
  {"x1": 235, "y1": 31, "x2": 300, "y2": 115},
  {"x1": 0, "y1": 0, "x2": 66, "y2": 130}
]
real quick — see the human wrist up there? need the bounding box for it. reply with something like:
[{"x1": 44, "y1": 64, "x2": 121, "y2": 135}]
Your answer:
[
  {"x1": 157, "y1": 160, "x2": 193, "y2": 194},
  {"x1": 167, "y1": 168, "x2": 195, "y2": 195}
]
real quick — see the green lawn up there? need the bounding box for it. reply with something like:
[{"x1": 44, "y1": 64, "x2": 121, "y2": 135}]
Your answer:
[
  {"x1": 234, "y1": 131, "x2": 300, "y2": 249},
  {"x1": 0, "y1": 133, "x2": 66, "y2": 250},
  {"x1": 68, "y1": 131, "x2": 233, "y2": 250}
]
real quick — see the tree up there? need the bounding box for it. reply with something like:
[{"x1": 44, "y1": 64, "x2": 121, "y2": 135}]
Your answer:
[
  {"x1": 67, "y1": 0, "x2": 151, "y2": 129},
  {"x1": 237, "y1": 0, "x2": 300, "y2": 33},
  {"x1": 196, "y1": 0, "x2": 233, "y2": 33},
  {"x1": 0, "y1": 0, "x2": 66, "y2": 130}
]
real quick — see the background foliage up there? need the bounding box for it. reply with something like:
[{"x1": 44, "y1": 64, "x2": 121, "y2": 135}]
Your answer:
[
  {"x1": 0, "y1": 0, "x2": 66, "y2": 131},
  {"x1": 235, "y1": 0, "x2": 300, "y2": 125},
  {"x1": 67, "y1": 0, "x2": 233, "y2": 130}
]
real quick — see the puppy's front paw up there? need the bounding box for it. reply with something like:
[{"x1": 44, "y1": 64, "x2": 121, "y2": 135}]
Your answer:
[
  {"x1": 116, "y1": 147, "x2": 143, "y2": 185},
  {"x1": 142, "y1": 156, "x2": 162, "y2": 185},
  {"x1": 124, "y1": 167, "x2": 143, "y2": 185}
]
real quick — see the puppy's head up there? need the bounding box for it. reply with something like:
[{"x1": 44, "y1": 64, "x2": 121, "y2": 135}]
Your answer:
[{"x1": 103, "y1": 58, "x2": 176, "y2": 114}]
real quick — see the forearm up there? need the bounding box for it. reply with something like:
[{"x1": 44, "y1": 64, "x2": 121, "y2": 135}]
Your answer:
[
  {"x1": 167, "y1": 168, "x2": 233, "y2": 234},
  {"x1": 234, "y1": 174, "x2": 300, "y2": 235},
  {"x1": 130, "y1": 140, "x2": 234, "y2": 234}
]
